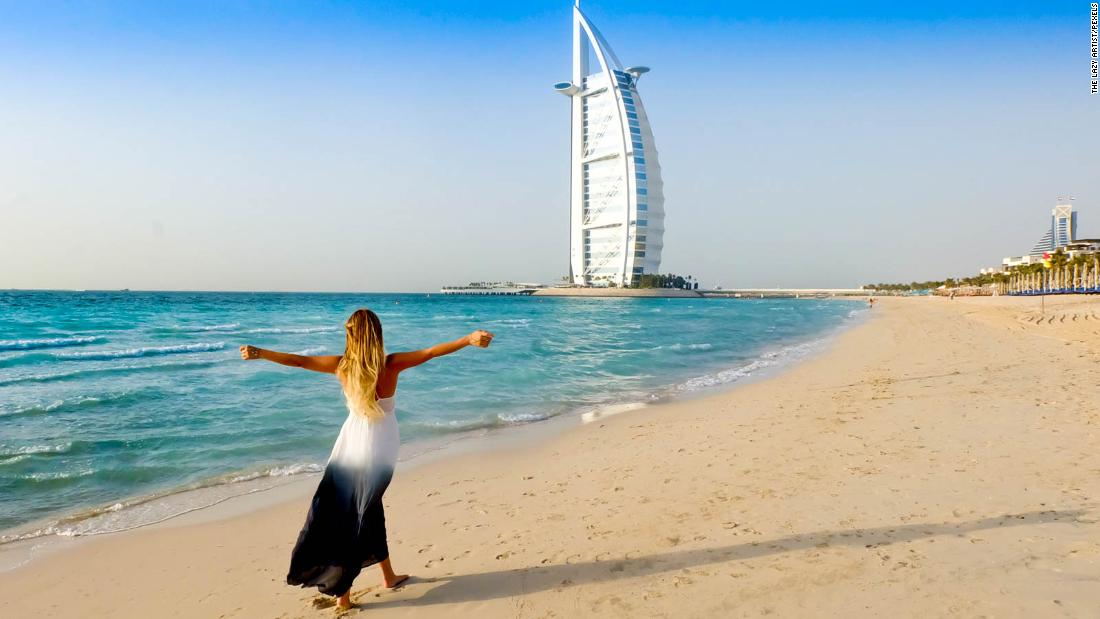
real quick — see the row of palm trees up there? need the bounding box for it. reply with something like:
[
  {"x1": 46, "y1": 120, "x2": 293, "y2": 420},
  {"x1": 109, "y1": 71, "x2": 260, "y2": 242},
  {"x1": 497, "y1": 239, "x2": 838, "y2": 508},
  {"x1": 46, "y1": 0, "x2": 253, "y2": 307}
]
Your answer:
[
  {"x1": 1003, "y1": 251, "x2": 1100, "y2": 294},
  {"x1": 863, "y1": 280, "x2": 947, "y2": 292},
  {"x1": 632, "y1": 273, "x2": 698, "y2": 290},
  {"x1": 865, "y1": 250, "x2": 1100, "y2": 295}
]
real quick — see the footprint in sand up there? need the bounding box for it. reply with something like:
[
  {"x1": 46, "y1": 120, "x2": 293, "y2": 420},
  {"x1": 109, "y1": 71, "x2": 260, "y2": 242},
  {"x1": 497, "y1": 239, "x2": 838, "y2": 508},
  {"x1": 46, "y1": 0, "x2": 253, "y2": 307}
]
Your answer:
[
  {"x1": 672, "y1": 574, "x2": 694, "y2": 587},
  {"x1": 311, "y1": 596, "x2": 336, "y2": 609}
]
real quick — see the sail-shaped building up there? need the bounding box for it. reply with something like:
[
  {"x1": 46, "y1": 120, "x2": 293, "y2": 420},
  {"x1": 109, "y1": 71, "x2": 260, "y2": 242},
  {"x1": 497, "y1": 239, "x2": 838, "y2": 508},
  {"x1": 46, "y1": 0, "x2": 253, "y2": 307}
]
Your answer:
[
  {"x1": 1028, "y1": 202, "x2": 1077, "y2": 257},
  {"x1": 554, "y1": 3, "x2": 664, "y2": 287}
]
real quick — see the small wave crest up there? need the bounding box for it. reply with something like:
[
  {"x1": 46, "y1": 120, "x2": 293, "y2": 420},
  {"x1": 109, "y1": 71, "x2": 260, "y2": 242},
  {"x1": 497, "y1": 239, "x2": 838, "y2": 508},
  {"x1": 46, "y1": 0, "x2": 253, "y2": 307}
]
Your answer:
[
  {"x1": 0, "y1": 359, "x2": 220, "y2": 387},
  {"x1": 430, "y1": 314, "x2": 474, "y2": 321},
  {"x1": 165, "y1": 323, "x2": 239, "y2": 333},
  {"x1": 498, "y1": 411, "x2": 552, "y2": 424},
  {"x1": 224, "y1": 463, "x2": 324, "y2": 483},
  {"x1": 245, "y1": 326, "x2": 338, "y2": 334},
  {"x1": 0, "y1": 442, "x2": 73, "y2": 463},
  {"x1": 0, "y1": 336, "x2": 104, "y2": 352},
  {"x1": 21, "y1": 468, "x2": 96, "y2": 482},
  {"x1": 657, "y1": 343, "x2": 714, "y2": 352},
  {"x1": 0, "y1": 388, "x2": 163, "y2": 420},
  {"x1": 674, "y1": 339, "x2": 822, "y2": 393},
  {"x1": 405, "y1": 411, "x2": 554, "y2": 435},
  {"x1": 53, "y1": 342, "x2": 226, "y2": 361}
]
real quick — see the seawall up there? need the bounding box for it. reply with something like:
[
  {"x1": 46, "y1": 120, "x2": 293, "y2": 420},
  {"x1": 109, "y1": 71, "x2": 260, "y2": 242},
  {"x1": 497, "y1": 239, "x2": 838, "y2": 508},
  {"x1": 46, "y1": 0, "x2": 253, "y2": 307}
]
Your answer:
[{"x1": 531, "y1": 288, "x2": 703, "y2": 298}]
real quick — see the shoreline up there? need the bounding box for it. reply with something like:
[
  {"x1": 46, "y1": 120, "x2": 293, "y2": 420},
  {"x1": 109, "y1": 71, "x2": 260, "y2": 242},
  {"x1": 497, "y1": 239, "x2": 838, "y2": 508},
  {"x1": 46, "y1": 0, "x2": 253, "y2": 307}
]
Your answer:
[
  {"x1": 0, "y1": 303, "x2": 866, "y2": 569},
  {"x1": 2, "y1": 295, "x2": 1097, "y2": 617}
]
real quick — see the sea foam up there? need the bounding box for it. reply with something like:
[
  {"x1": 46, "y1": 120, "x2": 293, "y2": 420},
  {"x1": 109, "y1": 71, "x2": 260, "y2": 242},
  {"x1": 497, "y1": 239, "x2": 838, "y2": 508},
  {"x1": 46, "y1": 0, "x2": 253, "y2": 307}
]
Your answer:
[
  {"x1": 245, "y1": 326, "x2": 338, "y2": 334},
  {"x1": 167, "y1": 323, "x2": 240, "y2": 332},
  {"x1": 0, "y1": 359, "x2": 221, "y2": 386},
  {"x1": 0, "y1": 389, "x2": 160, "y2": 419},
  {"x1": 0, "y1": 442, "x2": 73, "y2": 460},
  {"x1": 0, "y1": 336, "x2": 104, "y2": 352},
  {"x1": 53, "y1": 342, "x2": 227, "y2": 361}
]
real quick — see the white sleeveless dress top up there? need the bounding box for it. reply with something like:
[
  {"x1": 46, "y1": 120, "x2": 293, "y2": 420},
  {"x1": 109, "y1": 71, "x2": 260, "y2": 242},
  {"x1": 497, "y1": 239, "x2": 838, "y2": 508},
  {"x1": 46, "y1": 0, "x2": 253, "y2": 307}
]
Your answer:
[{"x1": 327, "y1": 395, "x2": 400, "y2": 472}]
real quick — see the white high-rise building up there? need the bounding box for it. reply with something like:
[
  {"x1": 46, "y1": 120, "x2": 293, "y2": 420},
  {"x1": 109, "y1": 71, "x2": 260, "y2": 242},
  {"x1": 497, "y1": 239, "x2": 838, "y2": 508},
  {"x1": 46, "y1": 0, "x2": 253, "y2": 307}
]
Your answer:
[
  {"x1": 1029, "y1": 201, "x2": 1078, "y2": 257},
  {"x1": 553, "y1": 2, "x2": 665, "y2": 287}
]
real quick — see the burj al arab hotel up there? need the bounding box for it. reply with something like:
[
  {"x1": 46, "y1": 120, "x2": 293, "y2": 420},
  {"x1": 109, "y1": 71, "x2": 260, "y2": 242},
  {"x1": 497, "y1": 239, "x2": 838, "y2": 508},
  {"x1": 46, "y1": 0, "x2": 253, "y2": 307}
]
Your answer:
[{"x1": 554, "y1": 2, "x2": 664, "y2": 287}]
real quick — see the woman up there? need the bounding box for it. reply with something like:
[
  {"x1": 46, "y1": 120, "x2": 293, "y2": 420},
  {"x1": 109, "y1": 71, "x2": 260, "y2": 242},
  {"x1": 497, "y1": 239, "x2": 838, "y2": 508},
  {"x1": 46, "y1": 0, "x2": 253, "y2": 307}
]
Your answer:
[{"x1": 240, "y1": 309, "x2": 494, "y2": 610}]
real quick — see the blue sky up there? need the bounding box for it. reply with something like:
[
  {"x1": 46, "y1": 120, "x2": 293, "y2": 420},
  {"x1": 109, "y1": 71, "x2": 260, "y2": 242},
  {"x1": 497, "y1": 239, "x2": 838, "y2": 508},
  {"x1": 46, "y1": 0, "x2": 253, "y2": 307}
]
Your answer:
[{"x1": 1, "y1": 1, "x2": 1095, "y2": 291}]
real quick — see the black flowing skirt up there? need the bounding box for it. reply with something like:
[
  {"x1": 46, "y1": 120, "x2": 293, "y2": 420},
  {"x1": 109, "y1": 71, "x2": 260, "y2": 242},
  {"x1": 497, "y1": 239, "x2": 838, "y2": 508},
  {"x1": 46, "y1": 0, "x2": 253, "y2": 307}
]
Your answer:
[{"x1": 286, "y1": 462, "x2": 395, "y2": 596}]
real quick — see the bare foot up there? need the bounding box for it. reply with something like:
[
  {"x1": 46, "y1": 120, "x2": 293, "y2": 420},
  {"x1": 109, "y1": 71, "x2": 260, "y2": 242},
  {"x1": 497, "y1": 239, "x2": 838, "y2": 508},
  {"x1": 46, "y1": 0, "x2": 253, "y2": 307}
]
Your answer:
[
  {"x1": 384, "y1": 574, "x2": 410, "y2": 589},
  {"x1": 336, "y1": 592, "x2": 353, "y2": 610}
]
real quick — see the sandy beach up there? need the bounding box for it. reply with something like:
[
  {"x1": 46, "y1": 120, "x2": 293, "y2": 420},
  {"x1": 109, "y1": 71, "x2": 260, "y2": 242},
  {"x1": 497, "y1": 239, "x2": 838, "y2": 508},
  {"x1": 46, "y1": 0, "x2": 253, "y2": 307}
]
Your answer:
[{"x1": 2, "y1": 295, "x2": 1098, "y2": 618}]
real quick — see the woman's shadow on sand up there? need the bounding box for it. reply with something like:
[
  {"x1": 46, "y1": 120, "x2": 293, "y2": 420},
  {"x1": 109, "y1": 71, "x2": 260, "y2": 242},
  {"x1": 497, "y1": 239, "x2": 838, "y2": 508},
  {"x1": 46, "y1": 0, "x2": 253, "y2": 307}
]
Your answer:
[{"x1": 364, "y1": 509, "x2": 1088, "y2": 609}]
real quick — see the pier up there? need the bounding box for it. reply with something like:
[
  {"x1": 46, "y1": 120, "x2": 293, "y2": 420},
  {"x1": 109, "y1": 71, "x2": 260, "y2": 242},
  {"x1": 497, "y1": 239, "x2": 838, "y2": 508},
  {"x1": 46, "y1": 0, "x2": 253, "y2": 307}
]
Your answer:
[{"x1": 439, "y1": 285, "x2": 539, "y2": 296}]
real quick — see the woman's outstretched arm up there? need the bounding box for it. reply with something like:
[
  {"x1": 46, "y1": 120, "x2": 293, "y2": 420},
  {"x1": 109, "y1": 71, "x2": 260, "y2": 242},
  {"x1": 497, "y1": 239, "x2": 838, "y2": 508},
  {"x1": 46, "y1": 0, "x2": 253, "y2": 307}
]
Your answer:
[
  {"x1": 387, "y1": 330, "x2": 494, "y2": 373},
  {"x1": 239, "y1": 345, "x2": 341, "y2": 374}
]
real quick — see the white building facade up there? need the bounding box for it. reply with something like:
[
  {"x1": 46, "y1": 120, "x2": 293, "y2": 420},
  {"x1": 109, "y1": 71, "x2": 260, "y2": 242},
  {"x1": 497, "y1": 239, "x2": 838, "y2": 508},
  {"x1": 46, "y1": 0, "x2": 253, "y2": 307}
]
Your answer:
[{"x1": 554, "y1": 3, "x2": 665, "y2": 286}]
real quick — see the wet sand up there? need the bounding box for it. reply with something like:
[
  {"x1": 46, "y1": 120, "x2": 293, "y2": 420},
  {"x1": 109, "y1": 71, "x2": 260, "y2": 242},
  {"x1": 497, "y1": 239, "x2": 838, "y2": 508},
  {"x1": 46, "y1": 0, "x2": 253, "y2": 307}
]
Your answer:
[{"x1": 1, "y1": 295, "x2": 1098, "y2": 617}]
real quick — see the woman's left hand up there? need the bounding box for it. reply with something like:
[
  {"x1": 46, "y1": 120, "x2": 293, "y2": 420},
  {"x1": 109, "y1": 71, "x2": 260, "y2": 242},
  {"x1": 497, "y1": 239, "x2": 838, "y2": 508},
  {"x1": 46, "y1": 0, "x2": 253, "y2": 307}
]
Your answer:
[
  {"x1": 467, "y1": 330, "x2": 495, "y2": 348},
  {"x1": 240, "y1": 345, "x2": 263, "y2": 360}
]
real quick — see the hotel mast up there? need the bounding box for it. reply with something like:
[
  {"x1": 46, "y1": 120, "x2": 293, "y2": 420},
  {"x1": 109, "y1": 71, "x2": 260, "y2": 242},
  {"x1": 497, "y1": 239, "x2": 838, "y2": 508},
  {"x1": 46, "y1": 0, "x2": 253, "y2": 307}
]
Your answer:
[{"x1": 554, "y1": 2, "x2": 665, "y2": 287}]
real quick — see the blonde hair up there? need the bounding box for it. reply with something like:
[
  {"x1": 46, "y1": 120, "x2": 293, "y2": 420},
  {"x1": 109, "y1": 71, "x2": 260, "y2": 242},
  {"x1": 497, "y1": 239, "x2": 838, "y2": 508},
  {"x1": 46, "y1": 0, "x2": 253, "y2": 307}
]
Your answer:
[{"x1": 336, "y1": 309, "x2": 386, "y2": 419}]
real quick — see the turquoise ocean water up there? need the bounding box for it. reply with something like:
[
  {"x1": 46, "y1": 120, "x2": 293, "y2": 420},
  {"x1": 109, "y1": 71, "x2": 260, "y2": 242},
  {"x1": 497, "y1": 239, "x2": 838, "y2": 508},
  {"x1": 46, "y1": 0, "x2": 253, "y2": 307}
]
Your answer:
[{"x1": 0, "y1": 291, "x2": 862, "y2": 542}]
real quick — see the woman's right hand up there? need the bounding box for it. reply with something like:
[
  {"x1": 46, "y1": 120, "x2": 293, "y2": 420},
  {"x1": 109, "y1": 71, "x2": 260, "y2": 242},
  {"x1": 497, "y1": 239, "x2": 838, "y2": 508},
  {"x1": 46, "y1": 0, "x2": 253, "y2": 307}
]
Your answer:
[
  {"x1": 467, "y1": 330, "x2": 494, "y2": 348},
  {"x1": 240, "y1": 345, "x2": 262, "y2": 360}
]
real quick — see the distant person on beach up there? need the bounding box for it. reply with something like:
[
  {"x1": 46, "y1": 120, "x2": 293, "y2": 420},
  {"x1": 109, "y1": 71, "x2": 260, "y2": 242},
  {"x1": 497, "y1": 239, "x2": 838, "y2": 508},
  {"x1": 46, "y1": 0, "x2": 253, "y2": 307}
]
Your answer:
[
  {"x1": 240, "y1": 309, "x2": 494, "y2": 610},
  {"x1": 868, "y1": 297, "x2": 875, "y2": 309}
]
